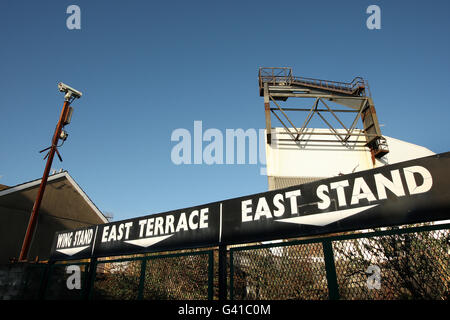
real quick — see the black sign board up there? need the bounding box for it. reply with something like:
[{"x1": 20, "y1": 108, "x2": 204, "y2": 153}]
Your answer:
[{"x1": 50, "y1": 152, "x2": 450, "y2": 260}]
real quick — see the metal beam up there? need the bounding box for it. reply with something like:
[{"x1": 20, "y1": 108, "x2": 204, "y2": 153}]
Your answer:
[
  {"x1": 271, "y1": 107, "x2": 359, "y2": 113},
  {"x1": 276, "y1": 131, "x2": 378, "y2": 137},
  {"x1": 276, "y1": 138, "x2": 367, "y2": 143},
  {"x1": 296, "y1": 98, "x2": 319, "y2": 141},
  {"x1": 269, "y1": 95, "x2": 300, "y2": 134},
  {"x1": 264, "y1": 83, "x2": 272, "y2": 145}
]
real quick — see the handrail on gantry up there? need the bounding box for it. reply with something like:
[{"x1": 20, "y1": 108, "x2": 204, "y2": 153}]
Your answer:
[
  {"x1": 258, "y1": 67, "x2": 367, "y2": 96},
  {"x1": 258, "y1": 67, "x2": 294, "y2": 86}
]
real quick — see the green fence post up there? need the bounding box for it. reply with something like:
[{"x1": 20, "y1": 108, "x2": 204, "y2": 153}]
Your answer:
[
  {"x1": 76, "y1": 262, "x2": 87, "y2": 300},
  {"x1": 208, "y1": 250, "x2": 214, "y2": 300},
  {"x1": 322, "y1": 240, "x2": 340, "y2": 300},
  {"x1": 85, "y1": 257, "x2": 97, "y2": 300},
  {"x1": 229, "y1": 250, "x2": 234, "y2": 300},
  {"x1": 218, "y1": 245, "x2": 227, "y2": 300},
  {"x1": 137, "y1": 259, "x2": 147, "y2": 300}
]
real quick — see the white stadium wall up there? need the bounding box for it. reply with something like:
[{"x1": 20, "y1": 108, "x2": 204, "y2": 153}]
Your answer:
[{"x1": 265, "y1": 128, "x2": 435, "y2": 190}]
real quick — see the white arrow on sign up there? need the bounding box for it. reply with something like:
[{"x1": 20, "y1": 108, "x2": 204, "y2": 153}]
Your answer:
[
  {"x1": 56, "y1": 245, "x2": 90, "y2": 256},
  {"x1": 124, "y1": 234, "x2": 174, "y2": 248},
  {"x1": 276, "y1": 204, "x2": 379, "y2": 227}
]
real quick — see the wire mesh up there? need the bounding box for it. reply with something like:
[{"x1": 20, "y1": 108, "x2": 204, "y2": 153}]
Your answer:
[
  {"x1": 92, "y1": 260, "x2": 141, "y2": 300},
  {"x1": 332, "y1": 227, "x2": 450, "y2": 300},
  {"x1": 231, "y1": 242, "x2": 328, "y2": 300},
  {"x1": 143, "y1": 252, "x2": 210, "y2": 300}
]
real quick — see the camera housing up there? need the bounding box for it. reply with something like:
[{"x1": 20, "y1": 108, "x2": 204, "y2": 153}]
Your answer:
[{"x1": 58, "y1": 82, "x2": 82, "y2": 100}]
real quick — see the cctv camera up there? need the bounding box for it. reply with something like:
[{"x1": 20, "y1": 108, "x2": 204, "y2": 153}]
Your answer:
[
  {"x1": 58, "y1": 82, "x2": 82, "y2": 100},
  {"x1": 59, "y1": 130, "x2": 69, "y2": 141}
]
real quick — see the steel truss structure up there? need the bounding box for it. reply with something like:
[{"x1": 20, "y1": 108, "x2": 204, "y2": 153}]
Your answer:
[{"x1": 259, "y1": 67, "x2": 389, "y2": 159}]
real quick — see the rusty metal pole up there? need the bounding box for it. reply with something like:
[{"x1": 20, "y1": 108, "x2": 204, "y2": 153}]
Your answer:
[{"x1": 18, "y1": 100, "x2": 71, "y2": 261}]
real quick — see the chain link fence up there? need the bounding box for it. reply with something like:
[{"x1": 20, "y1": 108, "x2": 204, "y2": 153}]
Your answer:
[
  {"x1": 18, "y1": 223, "x2": 449, "y2": 300},
  {"x1": 230, "y1": 242, "x2": 328, "y2": 300},
  {"x1": 91, "y1": 250, "x2": 214, "y2": 300},
  {"x1": 332, "y1": 226, "x2": 449, "y2": 299},
  {"x1": 229, "y1": 223, "x2": 449, "y2": 300}
]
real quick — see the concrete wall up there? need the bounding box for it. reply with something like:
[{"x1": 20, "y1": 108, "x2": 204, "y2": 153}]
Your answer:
[
  {"x1": 0, "y1": 262, "x2": 89, "y2": 300},
  {"x1": 0, "y1": 263, "x2": 46, "y2": 300}
]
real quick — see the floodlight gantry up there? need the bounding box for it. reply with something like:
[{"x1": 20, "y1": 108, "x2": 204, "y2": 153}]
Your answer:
[{"x1": 259, "y1": 67, "x2": 389, "y2": 161}]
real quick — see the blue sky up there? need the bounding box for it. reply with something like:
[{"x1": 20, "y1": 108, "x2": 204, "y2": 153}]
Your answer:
[{"x1": 1, "y1": 0, "x2": 449, "y2": 222}]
